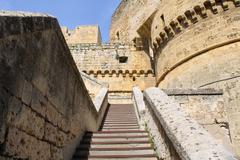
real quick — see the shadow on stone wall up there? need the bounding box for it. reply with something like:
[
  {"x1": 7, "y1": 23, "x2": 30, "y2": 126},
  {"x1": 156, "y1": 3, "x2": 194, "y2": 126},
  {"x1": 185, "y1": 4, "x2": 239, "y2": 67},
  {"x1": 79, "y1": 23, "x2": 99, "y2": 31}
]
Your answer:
[{"x1": 0, "y1": 11, "x2": 100, "y2": 160}]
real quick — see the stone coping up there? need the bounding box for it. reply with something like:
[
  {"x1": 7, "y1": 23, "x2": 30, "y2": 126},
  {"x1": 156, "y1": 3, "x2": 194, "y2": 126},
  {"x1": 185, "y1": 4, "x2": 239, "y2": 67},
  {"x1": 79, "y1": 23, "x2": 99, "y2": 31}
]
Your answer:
[
  {"x1": 132, "y1": 87, "x2": 145, "y2": 115},
  {"x1": 144, "y1": 87, "x2": 236, "y2": 160},
  {"x1": 0, "y1": 10, "x2": 59, "y2": 40},
  {"x1": 80, "y1": 72, "x2": 108, "y2": 87},
  {"x1": 94, "y1": 87, "x2": 108, "y2": 112},
  {"x1": 0, "y1": 10, "x2": 54, "y2": 17},
  {"x1": 163, "y1": 88, "x2": 223, "y2": 96},
  {"x1": 93, "y1": 87, "x2": 109, "y2": 128}
]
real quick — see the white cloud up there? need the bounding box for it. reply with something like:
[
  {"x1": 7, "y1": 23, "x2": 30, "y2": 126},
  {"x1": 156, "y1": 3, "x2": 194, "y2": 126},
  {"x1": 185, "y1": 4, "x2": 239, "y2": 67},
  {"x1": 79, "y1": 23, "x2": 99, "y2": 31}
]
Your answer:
[{"x1": 0, "y1": 1, "x2": 12, "y2": 10}]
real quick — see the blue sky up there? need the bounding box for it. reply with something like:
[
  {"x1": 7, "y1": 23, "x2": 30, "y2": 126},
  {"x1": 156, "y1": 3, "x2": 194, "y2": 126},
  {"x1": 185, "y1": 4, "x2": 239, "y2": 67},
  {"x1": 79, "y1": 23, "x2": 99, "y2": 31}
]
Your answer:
[{"x1": 0, "y1": 0, "x2": 121, "y2": 42}]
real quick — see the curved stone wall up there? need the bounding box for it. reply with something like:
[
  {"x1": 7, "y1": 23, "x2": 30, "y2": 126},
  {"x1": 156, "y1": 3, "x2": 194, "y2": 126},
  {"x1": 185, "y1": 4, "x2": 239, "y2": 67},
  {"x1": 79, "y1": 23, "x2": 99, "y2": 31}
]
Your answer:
[
  {"x1": 158, "y1": 42, "x2": 240, "y2": 89},
  {"x1": 110, "y1": 0, "x2": 160, "y2": 43},
  {"x1": 150, "y1": 0, "x2": 240, "y2": 155},
  {"x1": 151, "y1": 1, "x2": 240, "y2": 85}
]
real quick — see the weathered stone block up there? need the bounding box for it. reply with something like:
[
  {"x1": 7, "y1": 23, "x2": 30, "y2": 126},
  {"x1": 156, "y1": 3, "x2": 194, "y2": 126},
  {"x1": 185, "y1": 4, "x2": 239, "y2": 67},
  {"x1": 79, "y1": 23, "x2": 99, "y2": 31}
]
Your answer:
[
  {"x1": 7, "y1": 98, "x2": 45, "y2": 139},
  {"x1": 44, "y1": 123, "x2": 67, "y2": 147},
  {"x1": 31, "y1": 87, "x2": 47, "y2": 117},
  {"x1": 0, "y1": 124, "x2": 6, "y2": 146},
  {"x1": 0, "y1": 88, "x2": 10, "y2": 145},
  {"x1": 46, "y1": 102, "x2": 61, "y2": 126},
  {"x1": 14, "y1": 105, "x2": 45, "y2": 139},
  {"x1": 0, "y1": 65, "x2": 25, "y2": 99},
  {"x1": 3, "y1": 127, "x2": 50, "y2": 160},
  {"x1": 0, "y1": 156, "x2": 14, "y2": 160},
  {"x1": 22, "y1": 80, "x2": 33, "y2": 105},
  {"x1": 6, "y1": 97, "x2": 22, "y2": 124},
  {"x1": 50, "y1": 145, "x2": 63, "y2": 160},
  {"x1": 46, "y1": 102, "x2": 68, "y2": 131}
]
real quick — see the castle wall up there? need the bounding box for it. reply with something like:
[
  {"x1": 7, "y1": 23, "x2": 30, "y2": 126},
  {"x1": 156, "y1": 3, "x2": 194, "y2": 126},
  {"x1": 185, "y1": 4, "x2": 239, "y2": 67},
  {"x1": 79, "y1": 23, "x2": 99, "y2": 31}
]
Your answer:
[
  {"x1": 69, "y1": 43, "x2": 155, "y2": 93},
  {"x1": 149, "y1": 0, "x2": 240, "y2": 155},
  {"x1": 0, "y1": 11, "x2": 100, "y2": 160}
]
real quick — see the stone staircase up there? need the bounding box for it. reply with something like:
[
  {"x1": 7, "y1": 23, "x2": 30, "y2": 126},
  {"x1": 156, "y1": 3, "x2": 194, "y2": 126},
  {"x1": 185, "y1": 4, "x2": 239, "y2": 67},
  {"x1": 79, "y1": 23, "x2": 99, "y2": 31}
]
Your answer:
[{"x1": 72, "y1": 104, "x2": 157, "y2": 160}]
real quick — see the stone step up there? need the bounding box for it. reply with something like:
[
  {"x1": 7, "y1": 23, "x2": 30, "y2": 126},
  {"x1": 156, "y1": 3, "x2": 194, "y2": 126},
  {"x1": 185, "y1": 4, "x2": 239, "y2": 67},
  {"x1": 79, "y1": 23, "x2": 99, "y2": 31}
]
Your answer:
[
  {"x1": 103, "y1": 123, "x2": 139, "y2": 125},
  {"x1": 81, "y1": 140, "x2": 150, "y2": 145},
  {"x1": 104, "y1": 119, "x2": 137, "y2": 121},
  {"x1": 107, "y1": 110, "x2": 134, "y2": 112},
  {"x1": 107, "y1": 112, "x2": 135, "y2": 113},
  {"x1": 77, "y1": 143, "x2": 152, "y2": 150},
  {"x1": 85, "y1": 132, "x2": 148, "y2": 137},
  {"x1": 72, "y1": 104, "x2": 157, "y2": 160},
  {"x1": 103, "y1": 121, "x2": 138, "y2": 124},
  {"x1": 102, "y1": 124, "x2": 139, "y2": 127},
  {"x1": 82, "y1": 137, "x2": 149, "y2": 143},
  {"x1": 73, "y1": 154, "x2": 157, "y2": 159},
  {"x1": 104, "y1": 120, "x2": 138, "y2": 122},
  {"x1": 108, "y1": 111, "x2": 134, "y2": 112},
  {"x1": 101, "y1": 128, "x2": 141, "y2": 131},
  {"x1": 77, "y1": 146, "x2": 153, "y2": 151},
  {"x1": 84, "y1": 135, "x2": 148, "y2": 139},
  {"x1": 89, "y1": 130, "x2": 147, "y2": 134},
  {"x1": 103, "y1": 123, "x2": 139, "y2": 126},
  {"x1": 102, "y1": 126, "x2": 139, "y2": 129},
  {"x1": 104, "y1": 117, "x2": 137, "y2": 119},
  {"x1": 105, "y1": 116, "x2": 137, "y2": 118},
  {"x1": 104, "y1": 117, "x2": 137, "y2": 122},
  {"x1": 74, "y1": 150, "x2": 156, "y2": 157},
  {"x1": 74, "y1": 158, "x2": 157, "y2": 160},
  {"x1": 101, "y1": 128, "x2": 140, "y2": 131}
]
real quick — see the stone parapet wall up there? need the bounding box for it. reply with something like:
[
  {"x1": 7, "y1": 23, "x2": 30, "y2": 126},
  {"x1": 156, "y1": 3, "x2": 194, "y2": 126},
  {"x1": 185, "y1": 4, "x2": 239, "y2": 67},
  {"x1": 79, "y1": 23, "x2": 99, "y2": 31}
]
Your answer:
[
  {"x1": 143, "y1": 88, "x2": 236, "y2": 160},
  {"x1": 164, "y1": 89, "x2": 233, "y2": 152},
  {"x1": 0, "y1": 11, "x2": 101, "y2": 160}
]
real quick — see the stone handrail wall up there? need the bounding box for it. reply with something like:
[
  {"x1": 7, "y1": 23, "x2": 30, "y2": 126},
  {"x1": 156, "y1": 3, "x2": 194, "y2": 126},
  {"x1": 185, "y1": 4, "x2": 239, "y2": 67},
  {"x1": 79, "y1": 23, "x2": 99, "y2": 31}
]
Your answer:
[
  {"x1": 80, "y1": 71, "x2": 107, "y2": 87},
  {"x1": 93, "y1": 87, "x2": 109, "y2": 127},
  {"x1": 143, "y1": 87, "x2": 236, "y2": 160},
  {"x1": 132, "y1": 87, "x2": 146, "y2": 129},
  {"x1": 80, "y1": 71, "x2": 108, "y2": 99},
  {"x1": 0, "y1": 11, "x2": 107, "y2": 160}
]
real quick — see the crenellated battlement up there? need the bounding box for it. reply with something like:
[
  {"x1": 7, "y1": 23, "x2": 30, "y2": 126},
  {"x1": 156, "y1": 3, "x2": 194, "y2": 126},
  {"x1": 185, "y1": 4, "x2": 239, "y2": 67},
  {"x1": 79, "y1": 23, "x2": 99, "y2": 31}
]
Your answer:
[{"x1": 82, "y1": 69, "x2": 154, "y2": 78}]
